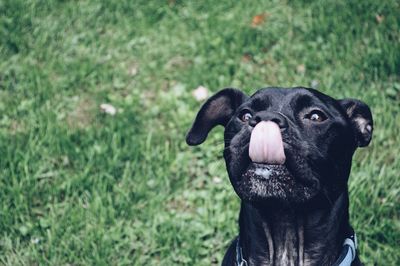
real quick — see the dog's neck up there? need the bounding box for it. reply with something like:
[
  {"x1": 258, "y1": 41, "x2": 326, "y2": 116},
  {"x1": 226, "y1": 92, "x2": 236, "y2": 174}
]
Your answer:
[{"x1": 238, "y1": 192, "x2": 350, "y2": 266}]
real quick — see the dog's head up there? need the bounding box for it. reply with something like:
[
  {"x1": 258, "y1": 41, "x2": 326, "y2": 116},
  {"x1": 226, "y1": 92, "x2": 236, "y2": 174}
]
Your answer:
[{"x1": 186, "y1": 87, "x2": 373, "y2": 205}]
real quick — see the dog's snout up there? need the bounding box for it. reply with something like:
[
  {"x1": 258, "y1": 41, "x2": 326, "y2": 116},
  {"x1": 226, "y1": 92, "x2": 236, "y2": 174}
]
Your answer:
[{"x1": 249, "y1": 111, "x2": 288, "y2": 129}]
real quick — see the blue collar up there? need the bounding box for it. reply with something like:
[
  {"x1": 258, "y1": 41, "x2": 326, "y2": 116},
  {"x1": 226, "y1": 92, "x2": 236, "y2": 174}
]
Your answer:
[{"x1": 236, "y1": 232, "x2": 357, "y2": 266}]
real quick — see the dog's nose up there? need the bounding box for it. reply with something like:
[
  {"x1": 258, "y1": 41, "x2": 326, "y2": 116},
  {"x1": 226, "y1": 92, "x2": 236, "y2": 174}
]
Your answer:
[{"x1": 249, "y1": 111, "x2": 288, "y2": 129}]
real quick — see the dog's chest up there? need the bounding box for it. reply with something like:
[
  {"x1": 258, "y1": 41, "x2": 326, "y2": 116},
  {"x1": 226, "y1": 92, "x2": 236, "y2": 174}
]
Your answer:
[
  {"x1": 251, "y1": 214, "x2": 305, "y2": 266},
  {"x1": 272, "y1": 219, "x2": 303, "y2": 266}
]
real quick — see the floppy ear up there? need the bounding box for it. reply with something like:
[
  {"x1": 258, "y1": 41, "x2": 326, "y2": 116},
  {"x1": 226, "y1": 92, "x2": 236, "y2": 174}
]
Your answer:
[
  {"x1": 186, "y1": 88, "x2": 247, "y2": 146},
  {"x1": 338, "y1": 99, "x2": 373, "y2": 147}
]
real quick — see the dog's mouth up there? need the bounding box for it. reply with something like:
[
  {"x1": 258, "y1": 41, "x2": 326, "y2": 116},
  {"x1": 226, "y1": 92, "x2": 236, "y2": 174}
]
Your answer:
[{"x1": 236, "y1": 161, "x2": 318, "y2": 203}]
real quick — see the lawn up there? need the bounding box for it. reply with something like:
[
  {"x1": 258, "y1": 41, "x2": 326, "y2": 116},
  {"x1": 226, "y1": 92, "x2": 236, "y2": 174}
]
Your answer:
[{"x1": 0, "y1": 0, "x2": 399, "y2": 265}]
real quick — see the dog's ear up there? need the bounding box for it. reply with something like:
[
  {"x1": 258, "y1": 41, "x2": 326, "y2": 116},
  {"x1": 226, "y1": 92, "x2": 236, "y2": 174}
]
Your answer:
[
  {"x1": 186, "y1": 88, "x2": 247, "y2": 146},
  {"x1": 338, "y1": 99, "x2": 373, "y2": 147}
]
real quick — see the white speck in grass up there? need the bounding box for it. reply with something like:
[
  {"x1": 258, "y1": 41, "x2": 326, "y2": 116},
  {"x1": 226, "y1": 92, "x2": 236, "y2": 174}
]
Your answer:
[
  {"x1": 192, "y1": 86, "x2": 209, "y2": 101},
  {"x1": 31, "y1": 238, "x2": 40, "y2": 244},
  {"x1": 296, "y1": 64, "x2": 306, "y2": 74},
  {"x1": 129, "y1": 64, "x2": 139, "y2": 76},
  {"x1": 375, "y1": 14, "x2": 384, "y2": 23},
  {"x1": 147, "y1": 179, "x2": 156, "y2": 188},
  {"x1": 213, "y1": 176, "x2": 222, "y2": 184},
  {"x1": 100, "y1": 103, "x2": 117, "y2": 116},
  {"x1": 311, "y1": 80, "x2": 319, "y2": 89}
]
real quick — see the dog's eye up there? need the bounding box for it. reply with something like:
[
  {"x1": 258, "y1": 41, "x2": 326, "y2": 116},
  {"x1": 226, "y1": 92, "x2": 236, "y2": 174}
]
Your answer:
[
  {"x1": 241, "y1": 112, "x2": 253, "y2": 122},
  {"x1": 305, "y1": 110, "x2": 327, "y2": 122}
]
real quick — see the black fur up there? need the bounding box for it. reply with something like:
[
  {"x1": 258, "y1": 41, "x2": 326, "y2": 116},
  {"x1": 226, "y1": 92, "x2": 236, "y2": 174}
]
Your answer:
[{"x1": 187, "y1": 87, "x2": 372, "y2": 265}]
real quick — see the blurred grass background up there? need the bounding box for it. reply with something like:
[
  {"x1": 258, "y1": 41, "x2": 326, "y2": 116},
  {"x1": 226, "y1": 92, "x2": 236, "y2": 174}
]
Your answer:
[{"x1": 0, "y1": 0, "x2": 399, "y2": 265}]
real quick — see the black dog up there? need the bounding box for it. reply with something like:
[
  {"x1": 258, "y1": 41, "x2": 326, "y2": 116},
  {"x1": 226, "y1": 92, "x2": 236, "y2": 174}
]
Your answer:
[{"x1": 186, "y1": 87, "x2": 373, "y2": 266}]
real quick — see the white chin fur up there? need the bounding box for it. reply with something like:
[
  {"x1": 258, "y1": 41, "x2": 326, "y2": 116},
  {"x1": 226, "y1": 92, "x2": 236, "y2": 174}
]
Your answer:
[{"x1": 254, "y1": 167, "x2": 272, "y2": 179}]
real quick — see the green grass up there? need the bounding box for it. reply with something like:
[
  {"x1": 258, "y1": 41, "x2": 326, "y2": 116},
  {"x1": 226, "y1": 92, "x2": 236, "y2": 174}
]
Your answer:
[{"x1": 0, "y1": 0, "x2": 399, "y2": 265}]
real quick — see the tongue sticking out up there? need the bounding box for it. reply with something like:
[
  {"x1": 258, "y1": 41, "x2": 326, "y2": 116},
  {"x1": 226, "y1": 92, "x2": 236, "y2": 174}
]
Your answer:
[{"x1": 249, "y1": 121, "x2": 286, "y2": 165}]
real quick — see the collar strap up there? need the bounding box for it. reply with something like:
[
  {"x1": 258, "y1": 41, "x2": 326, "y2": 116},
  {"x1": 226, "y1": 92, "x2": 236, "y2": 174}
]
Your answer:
[
  {"x1": 236, "y1": 233, "x2": 357, "y2": 266},
  {"x1": 235, "y1": 236, "x2": 248, "y2": 266},
  {"x1": 332, "y1": 233, "x2": 357, "y2": 266}
]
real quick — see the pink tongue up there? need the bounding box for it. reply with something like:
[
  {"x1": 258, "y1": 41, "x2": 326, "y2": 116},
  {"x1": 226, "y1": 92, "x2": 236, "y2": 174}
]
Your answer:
[{"x1": 249, "y1": 121, "x2": 286, "y2": 165}]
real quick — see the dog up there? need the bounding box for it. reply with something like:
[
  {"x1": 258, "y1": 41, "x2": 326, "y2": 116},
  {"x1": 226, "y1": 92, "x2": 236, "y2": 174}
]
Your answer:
[{"x1": 186, "y1": 87, "x2": 373, "y2": 266}]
